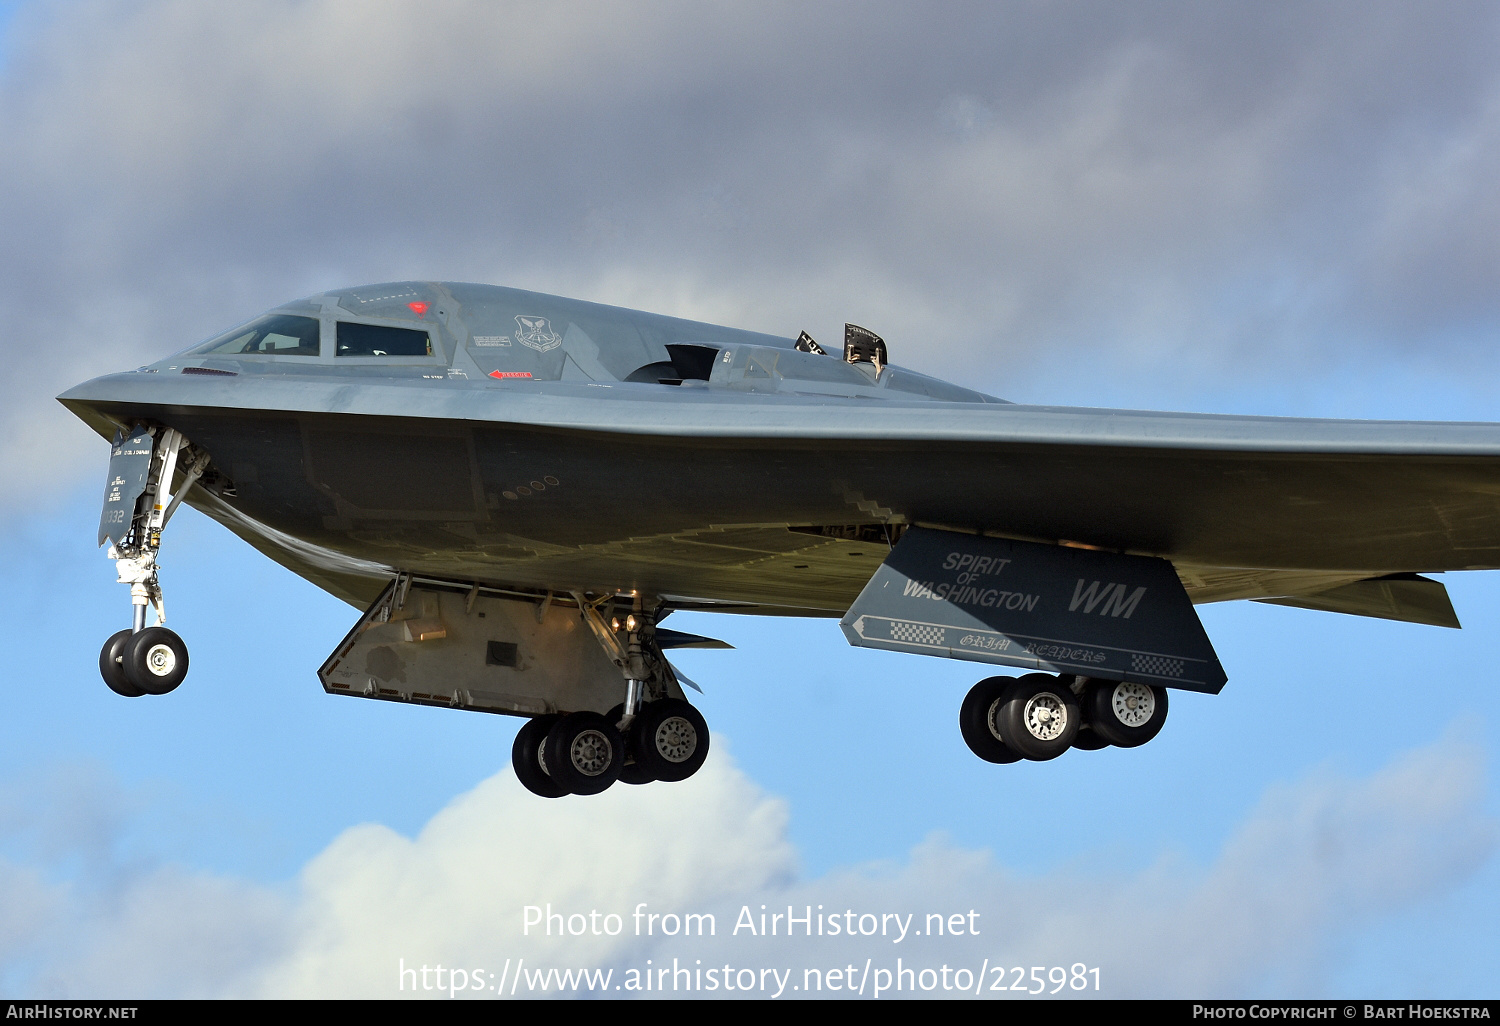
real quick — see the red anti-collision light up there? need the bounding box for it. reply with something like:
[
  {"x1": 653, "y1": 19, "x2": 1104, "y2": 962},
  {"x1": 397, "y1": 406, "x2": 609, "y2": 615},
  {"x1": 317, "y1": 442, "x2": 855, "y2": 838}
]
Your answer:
[{"x1": 408, "y1": 301, "x2": 430, "y2": 318}]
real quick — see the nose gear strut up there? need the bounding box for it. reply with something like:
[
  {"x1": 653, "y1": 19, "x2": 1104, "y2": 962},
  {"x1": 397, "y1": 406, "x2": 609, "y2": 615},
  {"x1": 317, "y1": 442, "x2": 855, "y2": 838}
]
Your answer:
[{"x1": 96, "y1": 424, "x2": 208, "y2": 697}]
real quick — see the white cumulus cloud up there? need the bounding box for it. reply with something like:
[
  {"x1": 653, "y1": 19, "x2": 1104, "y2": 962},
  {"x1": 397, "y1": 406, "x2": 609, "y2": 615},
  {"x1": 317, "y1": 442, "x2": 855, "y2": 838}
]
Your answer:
[{"x1": 0, "y1": 734, "x2": 1491, "y2": 998}]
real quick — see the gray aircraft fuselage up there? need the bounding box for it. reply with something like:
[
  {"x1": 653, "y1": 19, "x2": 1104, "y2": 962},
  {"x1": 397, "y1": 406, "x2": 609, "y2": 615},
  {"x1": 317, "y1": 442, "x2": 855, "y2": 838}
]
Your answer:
[{"x1": 58, "y1": 280, "x2": 1500, "y2": 624}]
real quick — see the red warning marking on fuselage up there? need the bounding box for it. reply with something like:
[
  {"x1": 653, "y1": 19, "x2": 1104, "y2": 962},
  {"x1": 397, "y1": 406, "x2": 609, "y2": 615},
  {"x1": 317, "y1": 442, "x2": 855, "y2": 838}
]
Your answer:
[
  {"x1": 408, "y1": 301, "x2": 430, "y2": 318},
  {"x1": 489, "y1": 370, "x2": 533, "y2": 379}
]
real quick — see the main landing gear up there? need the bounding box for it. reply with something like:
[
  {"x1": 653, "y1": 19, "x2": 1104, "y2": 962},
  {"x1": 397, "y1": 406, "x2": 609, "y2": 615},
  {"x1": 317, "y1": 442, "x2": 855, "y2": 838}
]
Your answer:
[
  {"x1": 97, "y1": 425, "x2": 209, "y2": 699},
  {"x1": 510, "y1": 597, "x2": 712, "y2": 797},
  {"x1": 960, "y1": 673, "x2": 1169, "y2": 763},
  {"x1": 510, "y1": 699, "x2": 711, "y2": 798}
]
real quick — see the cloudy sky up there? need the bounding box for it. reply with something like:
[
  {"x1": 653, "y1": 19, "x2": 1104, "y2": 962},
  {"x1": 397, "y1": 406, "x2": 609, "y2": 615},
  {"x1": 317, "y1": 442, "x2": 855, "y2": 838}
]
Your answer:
[{"x1": 3, "y1": 0, "x2": 1500, "y2": 999}]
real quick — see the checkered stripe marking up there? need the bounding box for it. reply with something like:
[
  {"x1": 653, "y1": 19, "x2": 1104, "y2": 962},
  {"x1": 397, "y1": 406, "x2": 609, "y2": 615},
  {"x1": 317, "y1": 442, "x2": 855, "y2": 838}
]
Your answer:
[
  {"x1": 889, "y1": 621, "x2": 947, "y2": 646},
  {"x1": 1130, "y1": 654, "x2": 1184, "y2": 678}
]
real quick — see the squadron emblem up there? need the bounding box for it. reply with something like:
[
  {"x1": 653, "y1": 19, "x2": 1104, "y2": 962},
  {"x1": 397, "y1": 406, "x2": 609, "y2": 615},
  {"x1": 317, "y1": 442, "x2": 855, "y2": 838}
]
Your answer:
[{"x1": 514, "y1": 315, "x2": 562, "y2": 353}]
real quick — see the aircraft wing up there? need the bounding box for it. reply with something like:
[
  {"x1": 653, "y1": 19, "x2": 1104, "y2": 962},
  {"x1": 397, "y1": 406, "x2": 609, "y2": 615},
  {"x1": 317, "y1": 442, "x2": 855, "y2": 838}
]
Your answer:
[
  {"x1": 58, "y1": 372, "x2": 1500, "y2": 618},
  {"x1": 63, "y1": 283, "x2": 1499, "y2": 776}
]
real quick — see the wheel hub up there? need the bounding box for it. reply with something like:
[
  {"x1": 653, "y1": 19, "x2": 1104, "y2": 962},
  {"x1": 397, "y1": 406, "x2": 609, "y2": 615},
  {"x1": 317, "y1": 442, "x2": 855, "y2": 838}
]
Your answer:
[
  {"x1": 654, "y1": 717, "x2": 697, "y2": 763},
  {"x1": 1111, "y1": 683, "x2": 1155, "y2": 727},
  {"x1": 986, "y1": 699, "x2": 1005, "y2": 741},
  {"x1": 145, "y1": 644, "x2": 176, "y2": 676},
  {"x1": 569, "y1": 730, "x2": 613, "y2": 776},
  {"x1": 1023, "y1": 693, "x2": 1067, "y2": 741}
]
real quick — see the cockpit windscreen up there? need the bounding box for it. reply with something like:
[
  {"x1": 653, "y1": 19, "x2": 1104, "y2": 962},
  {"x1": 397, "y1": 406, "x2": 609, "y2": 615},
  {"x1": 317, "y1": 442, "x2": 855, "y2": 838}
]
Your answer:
[
  {"x1": 188, "y1": 314, "x2": 321, "y2": 357},
  {"x1": 336, "y1": 322, "x2": 434, "y2": 357}
]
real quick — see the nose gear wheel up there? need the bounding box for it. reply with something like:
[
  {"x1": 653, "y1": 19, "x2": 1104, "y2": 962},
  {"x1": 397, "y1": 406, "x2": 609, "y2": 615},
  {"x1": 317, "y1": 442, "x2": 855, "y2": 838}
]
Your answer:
[
  {"x1": 99, "y1": 629, "x2": 145, "y2": 698},
  {"x1": 121, "y1": 627, "x2": 189, "y2": 695}
]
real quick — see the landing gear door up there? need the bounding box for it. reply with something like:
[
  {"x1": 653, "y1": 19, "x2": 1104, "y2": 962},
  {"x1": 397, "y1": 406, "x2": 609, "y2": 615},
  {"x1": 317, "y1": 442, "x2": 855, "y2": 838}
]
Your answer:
[
  {"x1": 840, "y1": 527, "x2": 1227, "y2": 694},
  {"x1": 98, "y1": 426, "x2": 154, "y2": 547}
]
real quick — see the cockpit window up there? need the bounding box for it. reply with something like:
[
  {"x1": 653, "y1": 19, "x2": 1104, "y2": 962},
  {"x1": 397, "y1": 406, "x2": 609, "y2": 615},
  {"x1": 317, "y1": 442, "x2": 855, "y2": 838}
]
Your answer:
[
  {"x1": 336, "y1": 322, "x2": 434, "y2": 357},
  {"x1": 189, "y1": 314, "x2": 321, "y2": 356}
]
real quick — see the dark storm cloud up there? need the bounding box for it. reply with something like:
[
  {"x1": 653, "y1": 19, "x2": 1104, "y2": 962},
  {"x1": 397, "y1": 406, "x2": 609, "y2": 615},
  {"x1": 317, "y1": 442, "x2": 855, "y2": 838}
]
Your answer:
[{"x1": 2, "y1": 1, "x2": 1498, "y2": 495}]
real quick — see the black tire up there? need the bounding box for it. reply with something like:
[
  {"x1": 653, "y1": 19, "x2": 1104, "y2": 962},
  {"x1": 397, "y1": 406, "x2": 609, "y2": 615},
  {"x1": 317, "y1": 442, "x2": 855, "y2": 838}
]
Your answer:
[
  {"x1": 618, "y1": 761, "x2": 656, "y2": 785},
  {"x1": 1070, "y1": 725, "x2": 1112, "y2": 751},
  {"x1": 1085, "y1": 679, "x2": 1168, "y2": 748},
  {"x1": 631, "y1": 699, "x2": 709, "y2": 782},
  {"x1": 100, "y1": 630, "x2": 145, "y2": 698},
  {"x1": 606, "y1": 703, "x2": 655, "y2": 784},
  {"x1": 998, "y1": 673, "x2": 1080, "y2": 761},
  {"x1": 121, "y1": 627, "x2": 189, "y2": 696},
  {"x1": 545, "y1": 712, "x2": 625, "y2": 795},
  {"x1": 512, "y1": 715, "x2": 567, "y2": 797},
  {"x1": 959, "y1": 677, "x2": 1023, "y2": 764}
]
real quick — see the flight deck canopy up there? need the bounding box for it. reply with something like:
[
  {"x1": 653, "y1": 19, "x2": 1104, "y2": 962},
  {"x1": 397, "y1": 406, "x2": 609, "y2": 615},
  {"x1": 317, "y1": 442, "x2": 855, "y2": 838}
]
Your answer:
[
  {"x1": 336, "y1": 322, "x2": 434, "y2": 357},
  {"x1": 187, "y1": 314, "x2": 321, "y2": 357}
]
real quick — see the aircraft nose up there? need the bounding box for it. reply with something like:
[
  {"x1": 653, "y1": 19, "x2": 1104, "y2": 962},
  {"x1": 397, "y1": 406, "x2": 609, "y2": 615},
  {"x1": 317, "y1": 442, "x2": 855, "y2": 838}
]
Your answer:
[{"x1": 57, "y1": 368, "x2": 190, "y2": 439}]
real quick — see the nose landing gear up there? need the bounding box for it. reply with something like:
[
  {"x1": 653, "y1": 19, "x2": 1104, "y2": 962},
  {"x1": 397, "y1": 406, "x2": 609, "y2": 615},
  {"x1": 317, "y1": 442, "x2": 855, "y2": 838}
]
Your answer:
[
  {"x1": 94, "y1": 425, "x2": 207, "y2": 699},
  {"x1": 119, "y1": 627, "x2": 190, "y2": 696}
]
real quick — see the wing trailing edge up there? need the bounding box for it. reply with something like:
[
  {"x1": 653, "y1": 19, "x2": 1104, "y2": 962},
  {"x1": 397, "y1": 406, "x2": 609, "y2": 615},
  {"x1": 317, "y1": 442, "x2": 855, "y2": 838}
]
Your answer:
[{"x1": 1255, "y1": 574, "x2": 1460, "y2": 628}]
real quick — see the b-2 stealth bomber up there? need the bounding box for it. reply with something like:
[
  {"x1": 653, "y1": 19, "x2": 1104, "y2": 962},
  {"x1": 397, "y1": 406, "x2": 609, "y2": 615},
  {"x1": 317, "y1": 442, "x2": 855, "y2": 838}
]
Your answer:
[{"x1": 58, "y1": 281, "x2": 1500, "y2": 795}]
